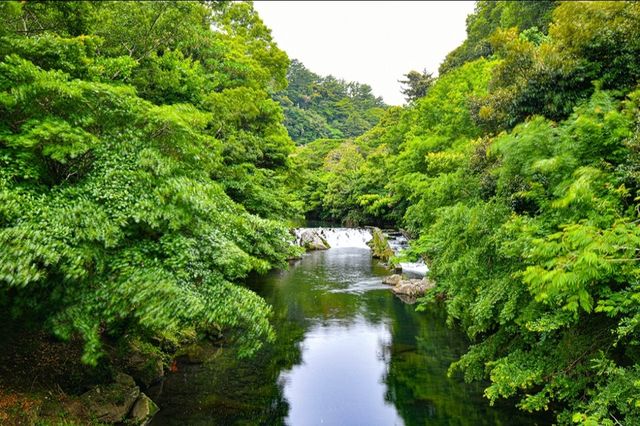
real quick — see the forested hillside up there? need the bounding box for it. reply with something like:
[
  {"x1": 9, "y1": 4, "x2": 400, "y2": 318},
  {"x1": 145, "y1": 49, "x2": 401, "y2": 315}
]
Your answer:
[
  {"x1": 297, "y1": 2, "x2": 640, "y2": 424},
  {"x1": 276, "y1": 59, "x2": 387, "y2": 144}
]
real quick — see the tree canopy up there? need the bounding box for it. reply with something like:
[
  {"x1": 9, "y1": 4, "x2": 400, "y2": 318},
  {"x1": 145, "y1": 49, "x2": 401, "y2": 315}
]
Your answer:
[
  {"x1": 399, "y1": 69, "x2": 435, "y2": 103},
  {"x1": 0, "y1": 0, "x2": 301, "y2": 363},
  {"x1": 276, "y1": 59, "x2": 387, "y2": 144}
]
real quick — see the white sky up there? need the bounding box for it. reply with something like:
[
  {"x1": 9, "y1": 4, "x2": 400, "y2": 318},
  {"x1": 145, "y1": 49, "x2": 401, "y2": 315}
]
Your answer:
[{"x1": 253, "y1": 1, "x2": 476, "y2": 105}]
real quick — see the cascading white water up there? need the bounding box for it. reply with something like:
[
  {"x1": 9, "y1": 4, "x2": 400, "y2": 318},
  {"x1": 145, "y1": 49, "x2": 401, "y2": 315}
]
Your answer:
[
  {"x1": 383, "y1": 232, "x2": 429, "y2": 276},
  {"x1": 294, "y1": 227, "x2": 372, "y2": 249},
  {"x1": 398, "y1": 261, "x2": 429, "y2": 276},
  {"x1": 386, "y1": 234, "x2": 408, "y2": 253},
  {"x1": 294, "y1": 227, "x2": 429, "y2": 276}
]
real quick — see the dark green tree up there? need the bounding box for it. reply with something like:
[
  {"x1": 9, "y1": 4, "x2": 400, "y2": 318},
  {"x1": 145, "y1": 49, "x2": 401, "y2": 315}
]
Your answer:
[
  {"x1": 276, "y1": 59, "x2": 387, "y2": 144},
  {"x1": 399, "y1": 69, "x2": 435, "y2": 103}
]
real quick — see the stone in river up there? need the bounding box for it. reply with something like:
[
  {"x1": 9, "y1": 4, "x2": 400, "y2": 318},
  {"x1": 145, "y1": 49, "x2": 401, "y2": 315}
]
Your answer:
[{"x1": 298, "y1": 229, "x2": 331, "y2": 251}]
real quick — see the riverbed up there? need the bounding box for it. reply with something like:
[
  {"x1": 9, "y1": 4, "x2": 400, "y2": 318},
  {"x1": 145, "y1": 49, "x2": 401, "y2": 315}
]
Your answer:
[{"x1": 150, "y1": 234, "x2": 544, "y2": 425}]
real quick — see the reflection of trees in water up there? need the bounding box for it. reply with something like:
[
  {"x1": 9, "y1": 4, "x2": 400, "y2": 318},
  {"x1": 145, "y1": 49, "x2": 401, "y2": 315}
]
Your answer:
[
  {"x1": 151, "y1": 315, "x2": 306, "y2": 425},
  {"x1": 382, "y1": 300, "x2": 546, "y2": 426},
  {"x1": 152, "y1": 248, "x2": 545, "y2": 425},
  {"x1": 258, "y1": 249, "x2": 391, "y2": 325}
]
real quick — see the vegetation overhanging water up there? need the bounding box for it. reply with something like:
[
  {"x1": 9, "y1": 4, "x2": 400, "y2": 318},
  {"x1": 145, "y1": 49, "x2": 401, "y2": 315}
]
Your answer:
[{"x1": 150, "y1": 242, "x2": 546, "y2": 425}]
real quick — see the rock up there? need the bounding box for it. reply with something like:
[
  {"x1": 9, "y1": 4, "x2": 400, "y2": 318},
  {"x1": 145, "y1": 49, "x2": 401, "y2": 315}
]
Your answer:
[
  {"x1": 129, "y1": 393, "x2": 159, "y2": 425},
  {"x1": 80, "y1": 373, "x2": 140, "y2": 423},
  {"x1": 382, "y1": 274, "x2": 402, "y2": 286},
  {"x1": 390, "y1": 277, "x2": 435, "y2": 303},
  {"x1": 367, "y1": 227, "x2": 394, "y2": 261},
  {"x1": 391, "y1": 278, "x2": 424, "y2": 296},
  {"x1": 115, "y1": 372, "x2": 136, "y2": 387},
  {"x1": 124, "y1": 340, "x2": 164, "y2": 388},
  {"x1": 297, "y1": 229, "x2": 330, "y2": 251}
]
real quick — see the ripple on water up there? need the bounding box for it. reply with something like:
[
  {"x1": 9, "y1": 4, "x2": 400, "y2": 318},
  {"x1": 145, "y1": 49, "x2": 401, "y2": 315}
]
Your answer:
[{"x1": 328, "y1": 277, "x2": 391, "y2": 294}]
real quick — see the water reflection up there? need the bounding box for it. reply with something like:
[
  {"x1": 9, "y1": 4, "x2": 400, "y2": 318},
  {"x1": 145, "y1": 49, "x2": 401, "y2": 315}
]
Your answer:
[
  {"x1": 283, "y1": 320, "x2": 401, "y2": 426},
  {"x1": 151, "y1": 248, "x2": 544, "y2": 425}
]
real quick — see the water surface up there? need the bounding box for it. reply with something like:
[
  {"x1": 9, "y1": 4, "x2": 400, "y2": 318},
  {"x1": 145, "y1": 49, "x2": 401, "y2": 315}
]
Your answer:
[{"x1": 150, "y1": 246, "x2": 543, "y2": 425}]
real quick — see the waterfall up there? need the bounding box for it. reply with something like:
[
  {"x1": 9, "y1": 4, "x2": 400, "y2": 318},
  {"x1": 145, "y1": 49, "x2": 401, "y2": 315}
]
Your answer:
[
  {"x1": 293, "y1": 227, "x2": 429, "y2": 276},
  {"x1": 294, "y1": 227, "x2": 373, "y2": 249},
  {"x1": 382, "y1": 231, "x2": 429, "y2": 277}
]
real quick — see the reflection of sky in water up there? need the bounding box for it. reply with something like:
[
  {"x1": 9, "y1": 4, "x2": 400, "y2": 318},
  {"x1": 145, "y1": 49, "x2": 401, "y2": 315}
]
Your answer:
[
  {"x1": 282, "y1": 319, "x2": 402, "y2": 426},
  {"x1": 281, "y1": 248, "x2": 402, "y2": 425}
]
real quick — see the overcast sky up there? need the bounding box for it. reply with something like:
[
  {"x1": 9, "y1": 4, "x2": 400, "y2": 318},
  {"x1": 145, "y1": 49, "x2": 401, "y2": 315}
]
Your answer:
[{"x1": 253, "y1": 1, "x2": 476, "y2": 105}]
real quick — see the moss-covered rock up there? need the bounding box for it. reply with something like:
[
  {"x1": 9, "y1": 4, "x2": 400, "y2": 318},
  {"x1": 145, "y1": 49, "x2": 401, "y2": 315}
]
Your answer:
[
  {"x1": 129, "y1": 393, "x2": 159, "y2": 425},
  {"x1": 367, "y1": 228, "x2": 394, "y2": 261},
  {"x1": 120, "y1": 340, "x2": 165, "y2": 389},
  {"x1": 80, "y1": 373, "x2": 140, "y2": 423}
]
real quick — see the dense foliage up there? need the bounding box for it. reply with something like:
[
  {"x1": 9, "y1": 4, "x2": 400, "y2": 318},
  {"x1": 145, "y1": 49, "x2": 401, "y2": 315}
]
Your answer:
[
  {"x1": 439, "y1": 0, "x2": 556, "y2": 75},
  {"x1": 0, "y1": 1, "x2": 301, "y2": 363},
  {"x1": 2, "y1": 0, "x2": 639, "y2": 423},
  {"x1": 276, "y1": 59, "x2": 387, "y2": 145},
  {"x1": 296, "y1": 1, "x2": 640, "y2": 424},
  {"x1": 295, "y1": 58, "x2": 495, "y2": 225}
]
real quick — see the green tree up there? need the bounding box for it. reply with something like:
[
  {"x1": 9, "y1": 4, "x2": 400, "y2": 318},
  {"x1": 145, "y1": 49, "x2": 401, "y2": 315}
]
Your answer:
[
  {"x1": 439, "y1": 0, "x2": 557, "y2": 75},
  {"x1": 399, "y1": 69, "x2": 435, "y2": 103},
  {"x1": 290, "y1": 3, "x2": 640, "y2": 423},
  {"x1": 276, "y1": 59, "x2": 387, "y2": 144}
]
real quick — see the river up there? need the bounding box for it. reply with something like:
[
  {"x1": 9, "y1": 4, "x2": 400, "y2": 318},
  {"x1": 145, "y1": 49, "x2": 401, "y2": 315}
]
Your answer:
[{"x1": 149, "y1": 229, "x2": 545, "y2": 425}]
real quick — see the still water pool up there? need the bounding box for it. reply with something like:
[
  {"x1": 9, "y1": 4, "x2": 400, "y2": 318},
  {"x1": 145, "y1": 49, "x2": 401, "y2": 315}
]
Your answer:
[{"x1": 150, "y1": 246, "x2": 545, "y2": 425}]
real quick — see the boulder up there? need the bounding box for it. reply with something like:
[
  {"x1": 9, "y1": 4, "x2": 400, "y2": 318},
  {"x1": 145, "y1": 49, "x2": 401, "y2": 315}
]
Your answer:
[
  {"x1": 129, "y1": 393, "x2": 159, "y2": 425},
  {"x1": 80, "y1": 373, "x2": 140, "y2": 423},
  {"x1": 391, "y1": 278, "x2": 426, "y2": 297},
  {"x1": 123, "y1": 340, "x2": 164, "y2": 388},
  {"x1": 382, "y1": 274, "x2": 402, "y2": 286},
  {"x1": 389, "y1": 277, "x2": 435, "y2": 303},
  {"x1": 298, "y1": 229, "x2": 330, "y2": 251}
]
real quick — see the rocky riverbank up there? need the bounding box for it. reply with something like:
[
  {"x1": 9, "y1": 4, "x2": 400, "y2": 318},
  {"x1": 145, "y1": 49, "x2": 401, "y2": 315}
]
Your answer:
[
  {"x1": 382, "y1": 274, "x2": 435, "y2": 303},
  {"x1": 77, "y1": 372, "x2": 158, "y2": 424},
  {"x1": 0, "y1": 324, "x2": 212, "y2": 425}
]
